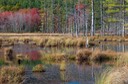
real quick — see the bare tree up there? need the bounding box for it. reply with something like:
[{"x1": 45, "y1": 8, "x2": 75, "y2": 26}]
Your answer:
[
  {"x1": 122, "y1": 0, "x2": 125, "y2": 37},
  {"x1": 91, "y1": 0, "x2": 95, "y2": 36}
]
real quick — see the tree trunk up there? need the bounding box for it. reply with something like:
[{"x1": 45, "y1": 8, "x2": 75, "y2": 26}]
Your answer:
[{"x1": 91, "y1": 0, "x2": 95, "y2": 36}]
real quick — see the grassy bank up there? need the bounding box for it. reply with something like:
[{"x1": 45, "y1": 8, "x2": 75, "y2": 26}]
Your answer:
[
  {"x1": 0, "y1": 36, "x2": 89, "y2": 47},
  {"x1": 0, "y1": 34, "x2": 128, "y2": 48}
]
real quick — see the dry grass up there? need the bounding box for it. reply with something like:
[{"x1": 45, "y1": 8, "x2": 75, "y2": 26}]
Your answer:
[
  {"x1": 16, "y1": 54, "x2": 27, "y2": 60},
  {"x1": 76, "y1": 48, "x2": 118, "y2": 62},
  {"x1": 67, "y1": 55, "x2": 76, "y2": 60},
  {"x1": 91, "y1": 49, "x2": 117, "y2": 61},
  {"x1": 0, "y1": 36, "x2": 89, "y2": 47},
  {"x1": 0, "y1": 34, "x2": 127, "y2": 48},
  {"x1": 32, "y1": 64, "x2": 45, "y2": 72},
  {"x1": 60, "y1": 61, "x2": 66, "y2": 71},
  {"x1": 96, "y1": 67, "x2": 128, "y2": 84},
  {"x1": 96, "y1": 52, "x2": 128, "y2": 84},
  {"x1": 1, "y1": 34, "x2": 127, "y2": 48},
  {"x1": 36, "y1": 38, "x2": 48, "y2": 47},
  {"x1": 4, "y1": 47, "x2": 15, "y2": 63},
  {"x1": 89, "y1": 36, "x2": 126, "y2": 42},
  {"x1": 42, "y1": 53, "x2": 66, "y2": 62},
  {"x1": 0, "y1": 65, "x2": 25, "y2": 84},
  {"x1": 116, "y1": 52, "x2": 128, "y2": 66},
  {"x1": 76, "y1": 49, "x2": 92, "y2": 61}
]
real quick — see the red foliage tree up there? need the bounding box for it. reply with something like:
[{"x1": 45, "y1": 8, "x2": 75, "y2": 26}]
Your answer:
[
  {"x1": 26, "y1": 51, "x2": 41, "y2": 61},
  {"x1": 75, "y1": 4, "x2": 86, "y2": 10},
  {"x1": 0, "y1": 8, "x2": 41, "y2": 32}
]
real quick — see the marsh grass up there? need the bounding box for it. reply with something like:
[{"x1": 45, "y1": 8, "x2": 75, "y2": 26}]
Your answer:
[
  {"x1": 4, "y1": 47, "x2": 15, "y2": 63},
  {"x1": 0, "y1": 65, "x2": 25, "y2": 84},
  {"x1": 116, "y1": 52, "x2": 128, "y2": 66},
  {"x1": 0, "y1": 36, "x2": 88, "y2": 47},
  {"x1": 76, "y1": 49, "x2": 92, "y2": 61},
  {"x1": 67, "y1": 55, "x2": 76, "y2": 60},
  {"x1": 96, "y1": 66, "x2": 128, "y2": 84},
  {"x1": 76, "y1": 48, "x2": 118, "y2": 62},
  {"x1": 60, "y1": 61, "x2": 66, "y2": 71},
  {"x1": 91, "y1": 49, "x2": 117, "y2": 61},
  {"x1": 1, "y1": 35, "x2": 127, "y2": 48},
  {"x1": 89, "y1": 36, "x2": 126, "y2": 42},
  {"x1": 96, "y1": 52, "x2": 128, "y2": 84},
  {"x1": 32, "y1": 64, "x2": 45, "y2": 72},
  {"x1": 42, "y1": 53, "x2": 66, "y2": 62}
]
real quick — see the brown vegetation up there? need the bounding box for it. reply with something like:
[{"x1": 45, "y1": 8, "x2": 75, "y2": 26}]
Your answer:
[
  {"x1": 96, "y1": 67, "x2": 128, "y2": 84},
  {"x1": 89, "y1": 36, "x2": 127, "y2": 42},
  {"x1": 76, "y1": 49, "x2": 92, "y2": 61},
  {"x1": 32, "y1": 64, "x2": 45, "y2": 72},
  {"x1": 42, "y1": 53, "x2": 66, "y2": 62},
  {"x1": 0, "y1": 34, "x2": 128, "y2": 48},
  {"x1": 0, "y1": 66, "x2": 25, "y2": 84},
  {"x1": 4, "y1": 47, "x2": 15, "y2": 63},
  {"x1": 0, "y1": 36, "x2": 87, "y2": 47},
  {"x1": 60, "y1": 61, "x2": 66, "y2": 71},
  {"x1": 76, "y1": 48, "x2": 118, "y2": 62},
  {"x1": 91, "y1": 49, "x2": 117, "y2": 61}
]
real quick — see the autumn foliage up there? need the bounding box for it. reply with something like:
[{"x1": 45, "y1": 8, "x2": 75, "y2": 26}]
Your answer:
[
  {"x1": 0, "y1": 8, "x2": 41, "y2": 32},
  {"x1": 26, "y1": 51, "x2": 41, "y2": 61}
]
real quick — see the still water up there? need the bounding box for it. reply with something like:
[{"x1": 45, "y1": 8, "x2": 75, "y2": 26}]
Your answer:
[{"x1": 3, "y1": 42, "x2": 128, "y2": 84}]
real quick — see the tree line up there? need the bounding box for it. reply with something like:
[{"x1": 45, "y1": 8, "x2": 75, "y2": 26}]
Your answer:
[{"x1": 0, "y1": 0, "x2": 127, "y2": 37}]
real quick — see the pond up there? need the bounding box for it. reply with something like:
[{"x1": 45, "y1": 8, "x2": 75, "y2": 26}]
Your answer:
[{"x1": 1, "y1": 42, "x2": 128, "y2": 84}]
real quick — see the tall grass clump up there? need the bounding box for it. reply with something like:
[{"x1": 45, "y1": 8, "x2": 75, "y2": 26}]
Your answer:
[
  {"x1": 64, "y1": 38, "x2": 77, "y2": 47},
  {"x1": 116, "y1": 52, "x2": 128, "y2": 66},
  {"x1": 76, "y1": 49, "x2": 92, "y2": 61},
  {"x1": 42, "y1": 53, "x2": 66, "y2": 62},
  {"x1": 60, "y1": 61, "x2": 66, "y2": 71},
  {"x1": 96, "y1": 67, "x2": 128, "y2": 84},
  {"x1": 0, "y1": 66, "x2": 25, "y2": 84},
  {"x1": 96, "y1": 52, "x2": 128, "y2": 84},
  {"x1": 4, "y1": 47, "x2": 15, "y2": 63},
  {"x1": 32, "y1": 64, "x2": 45, "y2": 72},
  {"x1": 91, "y1": 49, "x2": 117, "y2": 62},
  {"x1": 45, "y1": 38, "x2": 60, "y2": 47},
  {"x1": 76, "y1": 48, "x2": 118, "y2": 63}
]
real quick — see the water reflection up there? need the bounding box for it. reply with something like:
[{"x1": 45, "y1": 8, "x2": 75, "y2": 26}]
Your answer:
[
  {"x1": 24, "y1": 61, "x2": 100, "y2": 84},
  {"x1": 99, "y1": 42, "x2": 128, "y2": 52},
  {"x1": 1, "y1": 42, "x2": 128, "y2": 84}
]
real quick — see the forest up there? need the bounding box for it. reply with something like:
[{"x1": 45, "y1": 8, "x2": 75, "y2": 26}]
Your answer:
[{"x1": 0, "y1": 0, "x2": 128, "y2": 37}]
